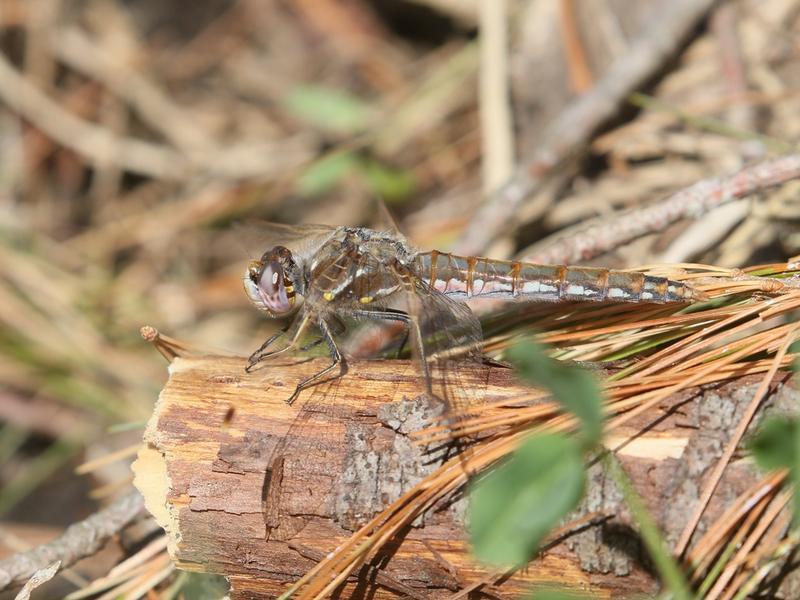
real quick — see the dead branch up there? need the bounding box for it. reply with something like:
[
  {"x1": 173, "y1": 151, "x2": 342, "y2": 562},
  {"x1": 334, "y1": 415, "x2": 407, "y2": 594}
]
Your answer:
[
  {"x1": 0, "y1": 490, "x2": 144, "y2": 591},
  {"x1": 455, "y1": 0, "x2": 717, "y2": 255},
  {"x1": 131, "y1": 354, "x2": 785, "y2": 599},
  {"x1": 521, "y1": 154, "x2": 800, "y2": 264}
]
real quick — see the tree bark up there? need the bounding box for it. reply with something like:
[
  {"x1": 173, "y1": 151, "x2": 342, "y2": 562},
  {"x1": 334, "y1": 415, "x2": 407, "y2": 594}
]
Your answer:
[{"x1": 132, "y1": 355, "x2": 777, "y2": 599}]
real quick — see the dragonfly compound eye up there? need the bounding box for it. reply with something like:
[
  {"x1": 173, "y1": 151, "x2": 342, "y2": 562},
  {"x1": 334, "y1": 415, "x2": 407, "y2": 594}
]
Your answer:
[
  {"x1": 243, "y1": 246, "x2": 297, "y2": 316},
  {"x1": 256, "y1": 260, "x2": 295, "y2": 315}
]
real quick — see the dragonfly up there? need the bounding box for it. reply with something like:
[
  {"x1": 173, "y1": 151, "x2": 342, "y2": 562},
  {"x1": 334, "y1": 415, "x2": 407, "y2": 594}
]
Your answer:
[
  {"x1": 241, "y1": 222, "x2": 700, "y2": 540},
  {"x1": 243, "y1": 222, "x2": 699, "y2": 402}
]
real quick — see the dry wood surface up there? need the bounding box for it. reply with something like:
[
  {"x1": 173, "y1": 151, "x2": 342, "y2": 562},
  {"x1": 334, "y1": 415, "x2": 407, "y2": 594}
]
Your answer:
[{"x1": 131, "y1": 354, "x2": 787, "y2": 598}]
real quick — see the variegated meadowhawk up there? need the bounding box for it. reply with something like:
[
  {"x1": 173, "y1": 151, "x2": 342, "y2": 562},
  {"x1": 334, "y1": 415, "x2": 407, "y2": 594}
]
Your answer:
[
  {"x1": 244, "y1": 222, "x2": 699, "y2": 402},
  {"x1": 241, "y1": 222, "x2": 701, "y2": 540}
]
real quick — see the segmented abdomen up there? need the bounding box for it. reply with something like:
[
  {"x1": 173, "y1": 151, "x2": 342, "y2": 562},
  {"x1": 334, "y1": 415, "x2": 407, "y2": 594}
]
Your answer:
[{"x1": 415, "y1": 251, "x2": 699, "y2": 303}]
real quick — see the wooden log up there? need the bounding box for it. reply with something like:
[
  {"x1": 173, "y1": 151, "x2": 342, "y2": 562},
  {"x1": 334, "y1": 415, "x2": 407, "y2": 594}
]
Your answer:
[{"x1": 131, "y1": 354, "x2": 777, "y2": 599}]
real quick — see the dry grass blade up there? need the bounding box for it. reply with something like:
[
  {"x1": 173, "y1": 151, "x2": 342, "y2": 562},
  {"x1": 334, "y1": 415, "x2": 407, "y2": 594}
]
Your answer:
[
  {"x1": 706, "y1": 492, "x2": 790, "y2": 600},
  {"x1": 673, "y1": 329, "x2": 799, "y2": 557},
  {"x1": 687, "y1": 470, "x2": 785, "y2": 568}
]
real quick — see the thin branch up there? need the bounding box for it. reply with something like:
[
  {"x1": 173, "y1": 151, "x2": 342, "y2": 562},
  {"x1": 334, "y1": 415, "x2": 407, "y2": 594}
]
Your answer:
[
  {"x1": 0, "y1": 490, "x2": 144, "y2": 591},
  {"x1": 521, "y1": 154, "x2": 800, "y2": 264},
  {"x1": 455, "y1": 0, "x2": 717, "y2": 255}
]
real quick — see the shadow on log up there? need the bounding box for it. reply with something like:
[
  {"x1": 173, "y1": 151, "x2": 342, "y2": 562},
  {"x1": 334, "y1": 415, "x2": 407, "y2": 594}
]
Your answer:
[{"x1": 131, "y1": 354, "x2": 781, "y2": 598}]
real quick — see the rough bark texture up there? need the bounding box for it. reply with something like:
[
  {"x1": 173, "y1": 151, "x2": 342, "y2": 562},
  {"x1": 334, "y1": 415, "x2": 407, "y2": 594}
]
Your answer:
[{"x1": 131, "y1": 355, "x2": 788, "y2": 599}]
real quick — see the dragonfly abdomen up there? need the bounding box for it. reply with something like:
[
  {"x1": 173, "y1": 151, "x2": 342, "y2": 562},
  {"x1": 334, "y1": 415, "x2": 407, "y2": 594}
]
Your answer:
[{"x1": 416, "y1": 251, "x2": 698, "y2": 303}]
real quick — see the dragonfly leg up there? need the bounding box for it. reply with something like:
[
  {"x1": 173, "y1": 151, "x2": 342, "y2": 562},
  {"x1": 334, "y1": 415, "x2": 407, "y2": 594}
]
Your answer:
[
  {"x1": 352, "y1": 308, "x2": 433, "y2": 393},
  {"x1": 298, "y1": 314, "x2": 346, "y2": 352},
  {"x1": 246, "y1": 329, "x2": 287, "y2": 370},
  {"x1": 246, "y1": 315, "x2": 312, "y2": 372},
  {"x1": 350, "y1": 308, "x2": 412, "y2": 358},
  {"x1": 409, "y1": 318, "x2": 434, "y2": 396},
  {"x1": 286, "y1": 318, "x2": 346, "y2": 405}
]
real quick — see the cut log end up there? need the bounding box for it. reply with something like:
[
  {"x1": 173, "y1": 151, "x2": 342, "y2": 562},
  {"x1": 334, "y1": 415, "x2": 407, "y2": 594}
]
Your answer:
[{"x1": 132, "y1": 354, "x2": 778, "y2": 598}]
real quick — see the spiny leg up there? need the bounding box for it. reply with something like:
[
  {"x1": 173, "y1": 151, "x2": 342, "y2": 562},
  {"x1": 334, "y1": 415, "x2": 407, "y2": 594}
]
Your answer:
[
  {"x1": 246, "y1": 314, "x2": 312, "y2": 372},
  {"x1": 355, "y1": 306, "x2": 433, "y2": 394},
  {"x1": 284, "y1": 309, "x2": 413, "y2": 404},
  {"x1": 351, "y1": 308, "x2": 412, "y2": 358},
  {"x1": 298, "y1": 314, "x2": 346, "y2": 352},
  {"x1": 246, "y1": 328, "x2": 288, "y2": 371},
  {"x1": 286, "y1": 318, "x2": 346, "y2": 405}
]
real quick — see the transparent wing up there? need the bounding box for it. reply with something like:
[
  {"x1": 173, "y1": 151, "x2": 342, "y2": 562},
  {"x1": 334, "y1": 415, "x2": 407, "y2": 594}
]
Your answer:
[
  {"x1": 247, "y1": 308, "x2": 345, "y2": 542},
  {"x1": 256, "y1": 246, "x2": 394, "y2": 542},
  {"x1": 262, "y1": 371, "x2": 343, "y2": 541},
  {"x1": 392, "y1": 268, "x2": 486, "y2": 419},
  {"x1": 232, "y1": 220, "x2": 338, "y2": 261},
  {"x1": 372, "y1": 201, "x2": 408, "y2": 244}
]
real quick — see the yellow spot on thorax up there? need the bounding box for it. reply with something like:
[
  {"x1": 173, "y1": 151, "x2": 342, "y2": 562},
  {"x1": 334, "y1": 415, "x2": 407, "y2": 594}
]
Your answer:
[
  {"x1": 359, "y1": 296, "x2": 374, "y2": 304},
  {"x1": 323, "y1": 292, "x2": 335, "y2": 301}
]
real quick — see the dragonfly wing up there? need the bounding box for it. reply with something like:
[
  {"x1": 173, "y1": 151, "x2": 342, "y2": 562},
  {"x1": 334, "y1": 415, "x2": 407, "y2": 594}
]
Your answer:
[
  {"x1": 262, "y1": 377, "x2": 343, "y2": 541},
  {"x1": 256, "y1": 248, "x2": 396, "y2": 542},
  {"x1": 246, "y1": 309, "x2": 346, "y2": 542},
  {"x1": 232, "y1": 220, "x2": 338, "y2": 261},
  {"x1": 372, "y1": 201, "x2": 408, "y2": 243},
  {"x1": 393, "y1": 269, "x2": 486, "y2": 419}
]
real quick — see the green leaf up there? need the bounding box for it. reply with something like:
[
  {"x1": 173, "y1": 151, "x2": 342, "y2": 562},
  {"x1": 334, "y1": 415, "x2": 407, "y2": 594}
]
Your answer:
[
  {"x1": 750, "y1": 417, "x2": 799, "y2": 471},
  {"x1": 177, "y1": 572, "x2": 230, "y2": 600},
  {"x1": 469, "y1": 433, "x2": 585, "y2": 567},
  {"x1": 790, "y1": 340, "x2": 800, "y2": 372},
  {"x1": 604, "y1": 454, "x2": 693, "y2": 600},
  {"x1": 283, "y1": 85, "x2": 373, "y2": 134},
  {"x1": 357, "y1": 158, "x2": 416, "y2": 203},
  {"x1": 295, "y1": 151, "x2": 359, "y2": 197},
  {"x1": 750, "y1": 415, "x2": 800, "y2": 522},
  {"x1": 506, "y1": 340, "x2": 603, "y2": 447}
]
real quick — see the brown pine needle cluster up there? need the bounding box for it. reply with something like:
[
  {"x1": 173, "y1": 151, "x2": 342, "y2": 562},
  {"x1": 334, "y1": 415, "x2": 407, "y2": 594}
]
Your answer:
[{"x1": 284, "y1": 260, "x2": 799, "y2": 599}]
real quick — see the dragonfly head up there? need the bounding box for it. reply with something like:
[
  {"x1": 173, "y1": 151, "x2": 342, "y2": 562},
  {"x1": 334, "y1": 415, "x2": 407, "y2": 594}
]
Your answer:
[{"x1": 244, "y1": 246, "x2": 299, "y2": 317}]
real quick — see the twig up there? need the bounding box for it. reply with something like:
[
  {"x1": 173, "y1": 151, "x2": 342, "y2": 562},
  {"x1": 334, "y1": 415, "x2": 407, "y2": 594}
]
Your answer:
[
  {"x1": 0, "y1": 490, "x2": 144, "y2": 591},
  {"x1": 658, "y1": 199, "x2": 751, "y2": 263},
  {"x1": 13, "y1": 561, "x2": 60, "y2": 600},
  {"x1": 522, "y1": 154, "x2": 800, "y2": 264},
  {"x1": 455, "y1": 0, "x2": 717, "y2": 255}
]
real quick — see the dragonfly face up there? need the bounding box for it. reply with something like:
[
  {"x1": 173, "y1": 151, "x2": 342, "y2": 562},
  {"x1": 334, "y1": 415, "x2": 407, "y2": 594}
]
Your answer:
[{"x1": 243, "y1": 245, "x2": 300, "y2": 317}]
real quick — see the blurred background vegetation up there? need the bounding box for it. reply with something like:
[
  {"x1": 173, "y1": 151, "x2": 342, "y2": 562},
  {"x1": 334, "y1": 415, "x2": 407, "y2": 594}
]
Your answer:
[{"x1": 0, "y1": 0, "x2": 798, "y2": 597}]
